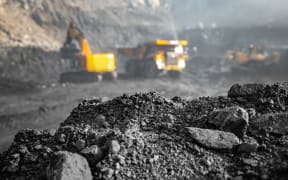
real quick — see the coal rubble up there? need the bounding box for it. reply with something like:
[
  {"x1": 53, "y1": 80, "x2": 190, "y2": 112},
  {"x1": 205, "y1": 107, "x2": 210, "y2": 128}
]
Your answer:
[{"x1": 1, "y1": 83, "x2": 288, "y2": 180}]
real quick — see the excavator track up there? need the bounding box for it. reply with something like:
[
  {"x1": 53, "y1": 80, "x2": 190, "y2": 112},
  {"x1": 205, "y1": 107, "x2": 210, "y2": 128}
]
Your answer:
[{"x1": 59, "y1": 71, "x2": 101, "y2": 83}]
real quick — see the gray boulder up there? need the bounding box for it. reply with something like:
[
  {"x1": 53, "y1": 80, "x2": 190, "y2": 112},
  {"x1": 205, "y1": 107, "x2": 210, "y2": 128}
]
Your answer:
[
  {"x1": 47, "y1": 151, "x2": 92, "y2": 180},
  {"x1": 186, "y1": 127, "x2": 240, "y2": 150},
  {"x1": 75, "y1": 139, "x2": 86, "y2": 151},
  {"x1": 209, "y1": 106, "x2": 249, "y2": 138},
  {"x1": 81, "y1": 145, "x2": 104, "y2": 164},
  {"x1": 228, "y1": 83, "x2": 265, "y2": 98},
  {"x1": 110, "y1": 140, "x2": 121, "y2": 154},
  {"x1": 246, "y1": 108, "x2": 256, "y2": 118},
  {"x1": 238, "y1": 136, "x2": 259, "y2": 153}
]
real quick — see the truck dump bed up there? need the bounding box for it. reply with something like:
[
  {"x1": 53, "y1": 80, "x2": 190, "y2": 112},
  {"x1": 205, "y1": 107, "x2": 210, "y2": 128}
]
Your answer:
[{"x1": 118, "y1": 47, "x2": 146, "y2": 60}]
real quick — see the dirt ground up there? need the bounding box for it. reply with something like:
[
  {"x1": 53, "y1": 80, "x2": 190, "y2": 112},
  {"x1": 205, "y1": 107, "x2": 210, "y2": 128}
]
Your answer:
[{"x1": 0, "y1": 74, "x2": 224, "y2": 151}]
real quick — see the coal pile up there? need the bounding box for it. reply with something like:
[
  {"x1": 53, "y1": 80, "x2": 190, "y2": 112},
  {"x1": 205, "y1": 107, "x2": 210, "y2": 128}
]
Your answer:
[{"x1": 1, "y1": 83, "x2": 288, "y2": 180}]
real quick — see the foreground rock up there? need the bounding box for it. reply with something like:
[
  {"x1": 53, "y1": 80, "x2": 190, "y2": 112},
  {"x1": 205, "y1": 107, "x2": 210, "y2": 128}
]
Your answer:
[
  {"x1": 237, "y1": 136, "x2": 259, "y2": 153},
  {"x1": 228, "y1": 83, "x2": 265, "y2": 98},
  {"x1": 208, "y1": 106, "x2": 249, "y2": 138},
  {"x1": 81, "y1": 145, "x2": 104, "y2": 164},
  {"x1": 0, "y1": 83, "x2": 288, "y2": 180},
  {"x1": 228, "y1": 83, "x2": 287, "y2": 113},
  {"x1": 186, "y1": 127, "x2": 240, "y2": 150},
  {"x1": 47, "y1": 151, "x2": 92, "y2": 180}
]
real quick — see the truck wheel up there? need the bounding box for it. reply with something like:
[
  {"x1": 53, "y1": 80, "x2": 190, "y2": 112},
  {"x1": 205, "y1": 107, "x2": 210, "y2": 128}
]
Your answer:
[
  {"x1": 168, "y1": 71, "x2": 181, "y2": 79},
  {"x1": 144, "y1": 59, "x2": 158, "y2": 78},
  {"x1": 104, "y1": 71, "x2": 118, "y2": 81},
  {"x1": 59, "y1": 72, "x2": 75, "y2": 83},
  {"x1": 125, "y1": 60, "x2": 136, "y2": 77}
]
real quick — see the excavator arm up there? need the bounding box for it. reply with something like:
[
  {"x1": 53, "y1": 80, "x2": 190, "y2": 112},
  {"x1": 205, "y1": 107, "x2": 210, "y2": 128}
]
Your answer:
[{"x1": 61, "y1": 20, "x2": 90, "y2": 59}]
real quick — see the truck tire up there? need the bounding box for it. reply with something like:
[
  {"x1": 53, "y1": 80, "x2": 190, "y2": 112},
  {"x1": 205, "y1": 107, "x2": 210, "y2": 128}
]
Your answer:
[
  {"x1": 59, "y1": 71, "x2": 100, "y2": 83},
  {"x1": 59, "y1": 71, "x2": 84, "y2": 83},
  {"x1": 104, "y1": 71, "x2": 117, "y2": 81}
]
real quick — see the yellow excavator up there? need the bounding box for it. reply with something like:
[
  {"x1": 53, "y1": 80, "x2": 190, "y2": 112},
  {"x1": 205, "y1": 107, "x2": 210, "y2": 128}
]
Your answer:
[
  {"x1": 226, "y1": 44, "x2": 281, "y2": 65},
  {"x1": 60, "y1": 21, "x2": 117, "y2": 82},
  {"x1": 118, "y1": 40, "x2": 189, "y2": 78}
]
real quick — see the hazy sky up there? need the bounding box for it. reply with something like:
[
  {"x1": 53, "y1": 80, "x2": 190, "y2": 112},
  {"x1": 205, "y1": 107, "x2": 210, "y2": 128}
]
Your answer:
[{"x1": 170, "y1": 0, "x2": 288, "y2": 28}]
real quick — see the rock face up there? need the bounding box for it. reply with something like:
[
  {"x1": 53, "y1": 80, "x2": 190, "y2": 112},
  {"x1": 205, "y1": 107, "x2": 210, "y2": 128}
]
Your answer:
[
  {"x1": 0, "y1": 47, "x2": 63, "y2": 83},
  {"x1": 1, "y1": 0, "x2": 171, "y2": 50},
  {"x1": 0, "y1": 0, "x2": 6, "y2": 5},
  {"x1": 129, "y1": 0, "x2": 160, "y2": 9},
  {"x1": 47, "y1": 151, "x2": 92, "y2": 180},
  {"x1": 186, "y1": 127, "x2": 240, "y2": 150},
  {"x1": 208, "y1": 106, "x2": 249, "y2": 138}
]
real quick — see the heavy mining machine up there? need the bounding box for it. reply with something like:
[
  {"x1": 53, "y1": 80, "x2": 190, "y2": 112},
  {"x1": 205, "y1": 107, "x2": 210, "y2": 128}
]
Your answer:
[
  {"x1": 60, "y1": 22, "x2": 117, "y2": 82},
  {"x1": 118, "y1": 40, "x2": 189, "y2": 78},
  {"x1": 226, "y1": 44, "x2": 281, "y2": 65}
]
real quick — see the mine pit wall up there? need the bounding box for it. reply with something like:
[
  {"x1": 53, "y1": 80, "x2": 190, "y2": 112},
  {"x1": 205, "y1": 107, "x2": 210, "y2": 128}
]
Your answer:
[
  {"x1": 0, "y1": 47, "x2": 63, "y2": 83},
  {"x1": 2, "y1": 0, "x2": 173, "y2": 51}
]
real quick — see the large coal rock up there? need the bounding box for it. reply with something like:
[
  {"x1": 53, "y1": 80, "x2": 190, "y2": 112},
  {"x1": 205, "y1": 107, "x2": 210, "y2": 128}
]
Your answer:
[
  {"x1": 228, "y1": 83, "x2": 265, "y2": 98},
  {"x1": 186, "y1": 127, "x2": 240, "y2": 150},
  {"x1": 237, "y1": 136, "x2": 259, "y2": 153},
  {"x1": 228, "y1": 83, "x2": 288, "y2": 113},
  {"x1": 208, "y1": 106, "x2": 249, "y2": 138},
  {"x1": 46, "y1": 151, "x2": 92, "y2": 180}
]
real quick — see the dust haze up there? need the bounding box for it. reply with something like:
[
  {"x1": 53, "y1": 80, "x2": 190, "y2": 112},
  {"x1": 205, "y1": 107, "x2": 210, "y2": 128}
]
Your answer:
[
  {"x1": 0, "y1": 1, "x2": 288, "y2": 179},
  {"x1": 171, "y1": 0, "x2": 288, "y2": 29}
]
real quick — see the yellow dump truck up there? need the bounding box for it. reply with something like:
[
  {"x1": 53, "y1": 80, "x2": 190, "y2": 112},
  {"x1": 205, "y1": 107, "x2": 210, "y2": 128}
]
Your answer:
[
  {"x1": 60, "y1": 25, "x2": 117, "y2": 82},
  {"x1": 226, "y1": 45, "x2": 281, "y2": 65},
  {"x1": 118, "y1": 40, "x2": 189, "y2": 78}
]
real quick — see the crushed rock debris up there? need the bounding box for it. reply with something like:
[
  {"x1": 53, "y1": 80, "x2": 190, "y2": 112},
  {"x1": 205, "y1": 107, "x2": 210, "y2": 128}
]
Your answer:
[{"x1": 0, "y1": 83, "x2": 288, "y2": 180}]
